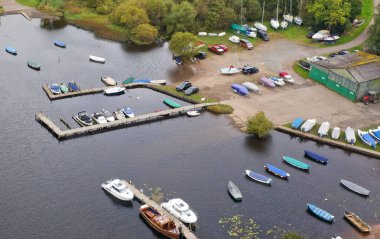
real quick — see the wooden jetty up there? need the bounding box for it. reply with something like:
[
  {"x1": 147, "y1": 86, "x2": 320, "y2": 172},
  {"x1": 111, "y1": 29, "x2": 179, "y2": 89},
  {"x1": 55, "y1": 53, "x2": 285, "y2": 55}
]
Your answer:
[
  {"x1": 35, "y1": 102, "x2": 218, "y2": 140},
  {"x1": 122, "y1": 180, "x2": 198, "y2": 239},
  {"x1": 20, "y1": 11, "x2": 31, "y2": 21}
]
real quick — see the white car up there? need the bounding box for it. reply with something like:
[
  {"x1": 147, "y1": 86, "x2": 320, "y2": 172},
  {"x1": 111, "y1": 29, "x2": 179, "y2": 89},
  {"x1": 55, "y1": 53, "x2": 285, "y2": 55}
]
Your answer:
[{"x1": 229, "y1": 35, "x2": 240, "y2": 43}]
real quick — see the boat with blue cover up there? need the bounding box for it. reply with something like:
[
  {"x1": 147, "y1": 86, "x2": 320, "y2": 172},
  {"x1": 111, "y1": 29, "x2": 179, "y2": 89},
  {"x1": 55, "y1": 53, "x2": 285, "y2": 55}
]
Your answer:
[
  {"x1": 304, "y1": 150, "x2": 328, "y2": 164},
  {"x1": 307, "y1": 203, "x2": 334, "y2": 223},
  {"x1": 264, "y1": 164, "x2": 290, "y2": 179},
  {"x1": 231, "y1": 84, "x2": 249, "y2": 96},
  {"x1": 291, "y1": 118, "x2": 303, "y2": 129},
  {"x1": 357, "y1": 129, "x2": 377, "y2": 148},
  {"x1": 282, "y1": 156, "x2": 310, "y2": 171},
  {"x1": 5, "y1": 46, "x2": 17, "y2": 55},
  {"x1": 163, "y1": 98, "x2": 181, "y2": 108},
  {"x1": 54, "y1": 40, "x2": 66, "y2": 48},
  {"x1": 68, "y1": 82, "x2": 80, "y2": 92},
  {"x1": 49, "y1": 84, "x2": 61, "y2": 94},
  {"x1": 369, "y1": 127, "x2": 380, "y2": 141},
  {"x1": 245, "y1": 170, "x2": 272, "y2": 184},
  {"x1": 133, "y1": 79, "x2": 151, "y2": 83}
]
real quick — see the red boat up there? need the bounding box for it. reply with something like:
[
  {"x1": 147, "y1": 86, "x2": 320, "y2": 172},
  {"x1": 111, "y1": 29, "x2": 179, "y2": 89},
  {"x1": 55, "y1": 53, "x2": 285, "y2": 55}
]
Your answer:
[{"x1": 140, "y1": 204, "x2": 180, "y2": 239}]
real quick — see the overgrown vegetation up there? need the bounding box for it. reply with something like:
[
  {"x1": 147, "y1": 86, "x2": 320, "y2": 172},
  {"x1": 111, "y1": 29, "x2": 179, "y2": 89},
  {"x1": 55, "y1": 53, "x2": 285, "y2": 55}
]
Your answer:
[
  {"x1": 207, "y1": 104, "x2": 233, "y2": 114},
  {"x1": 246, "y1": 111, "x2": 274, "y2": 138},
  {"x1": 367, "y1": 5, "x2": 380, "y2": 54}
]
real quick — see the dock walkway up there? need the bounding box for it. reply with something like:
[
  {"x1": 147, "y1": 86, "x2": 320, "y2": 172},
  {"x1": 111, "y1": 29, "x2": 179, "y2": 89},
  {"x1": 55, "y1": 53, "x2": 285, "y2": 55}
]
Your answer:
[
  {"x1": 36, "y1": 102, "x2": 218, "y2": 140},
  {"x1": 122, "y1": 180, "x2": 198, "y2": 239}
]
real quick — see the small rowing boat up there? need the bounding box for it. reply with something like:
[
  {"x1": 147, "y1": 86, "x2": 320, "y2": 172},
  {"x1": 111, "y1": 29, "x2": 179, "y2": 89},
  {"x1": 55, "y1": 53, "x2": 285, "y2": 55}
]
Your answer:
[
  {"x1": 60, "y1": 83, "x2": 69, "y2": 93},
  {"x1": 49, "y1": 84, "x2": 61, "y2": 94},
  {"x1": 104, "y1": 86, "x2": 125, "y2": 95},
  {"x1": 89, "y1": 55, "x2": 105, "y2": 63},
  {"x1": 307, "y1": 203, "x2": 334, "y2": 223},
  {"x1": 187, "y1": 110, "x2": 200, "y2": 117},
  {"x1": 304, "y1": 150, "x2": 328, "y2": 164},
  {"x1": 163, "y1": 98, "x2": 181, "y2": 108},
  {"x1": 227, "y1": 181, "x2": 242, "y2": 201},
  {"x1": 54, "y1": 40, "x2": 66, "y2": 48},
  {"x1": 264, "y1": 164, "x2": 290, "y2": 179},
  {"x1": 245, "y1": 170, "x2": 272, "y2": 184},
  {"x1": 68, "y1": 82, "x2": 80, "y2": 92},
  {"x1": 5, "y1": 46, "x2": 17, "y2": 55},
  {"x1": 344, "y1": 210, "x2": 371, "y2": 233},
  {"x1": 27, "y1": 61, "x2": 41, "y2": 70},
  {"x1": 282, "y1": 156, "x2": 310, "y2": 171},
  {"x1": 340, "y1": 179, "x2": 370, "y2": 196},
  {"x1": 101, "y1": 76, "x2": 117, "y2": 86}
]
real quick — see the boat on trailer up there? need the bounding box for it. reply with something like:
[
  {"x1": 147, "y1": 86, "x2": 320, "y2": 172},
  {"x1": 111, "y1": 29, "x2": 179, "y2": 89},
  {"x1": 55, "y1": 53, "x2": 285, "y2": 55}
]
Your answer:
[
  {"x1": 282, "y1": 156, "x2": 310, "y2": 171},
  {"x1": 304, "y1": 150, "x2": 328, "y2": 164},
  {"x1": 291, "y1": 117, "x2": 303, "y2": 129},
  {"x1": 89, "y1": 55, "x2": 105, "y2": 63},
  {"x1": 264, "y1": 164, "x2": 290, "y2": 179},
  {"x1": 340, "y1": 179, "x2": 370, "y2": 196},
  {"x1": 344, "y1": 210, "x2": 371, "y2": 233},
  {"x1": 357, "y1": 129, "x2": 377, "y2": 148},
  {"x1": 245, "y1": 170, "x2": 272, "y2": 184},
  {"x1": 307, "y1": 203, "x2": 334, "y2": 223},
  {"x1": 227, "y1": 181, "x2": 242, "y2": 201},
  {"x1": 369, "y1": 126, "x2": 380, "y2": 141}
]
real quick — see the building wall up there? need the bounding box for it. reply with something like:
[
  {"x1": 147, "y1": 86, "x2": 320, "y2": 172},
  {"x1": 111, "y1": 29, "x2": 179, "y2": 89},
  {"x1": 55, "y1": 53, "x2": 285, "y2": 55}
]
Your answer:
[{"x1": 357, "y1": 78, "x2": 380, "y2": 99}]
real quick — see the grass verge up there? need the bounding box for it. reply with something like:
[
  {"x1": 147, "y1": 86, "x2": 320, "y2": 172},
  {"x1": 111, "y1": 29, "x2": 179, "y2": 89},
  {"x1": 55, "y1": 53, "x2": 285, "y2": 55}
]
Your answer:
[
  {"x1": 207, "y1": 104, "x2": 234, "y2": 114},
  {"x1": 292, "y1": 62, "x2": 309, "y2": 79},
  {"x1": 15, "y1": 0, "x2": 39, "y2": 7}
]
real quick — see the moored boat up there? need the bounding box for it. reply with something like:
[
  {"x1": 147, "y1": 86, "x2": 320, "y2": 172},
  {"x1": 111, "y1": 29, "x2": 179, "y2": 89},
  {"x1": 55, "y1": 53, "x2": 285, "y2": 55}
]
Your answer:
[
  {"x1": 245, "y1": 170, "x2": 272, "y2": 184},
  {"x1": 54, "y1": 40, "x2": 66, "y2": 48},
  {"x1": 163, "y1": 98, "x2": 181, "y2": 108},
  {"x1": 307, "y1": 203, "x2": 334, "y2": 223},
  {"x1": 264, "y1": 164, "x2": 290, "y2": 179},
  {"x1": 357, "y1": 129, "x2": 377, "y2": 148},
  {"x1": 304, "y1": 150, "x2": 328, "y2": 164},
  {"x1": 133, "y1": 79, "x2": 151, "y2": 83},
  {"x1": 101, "y1": 179, "x2": 134, "y2": 201},
  {"x1": 340, "y1": 179, "x2": 370, "y2": 196},
  {"x1": 104, "y1": 86, "x2": 125, "y2": 95},
  {"x1": 300, "y1": 119, "x2": 316, "y2": 132},
  {"x1": 92, "y1": 111, "x2": 107, "y2": 124},
  {"x1": 113, "y1": 109, "x2": 126, "y2": 120},
  {"x1": 73, "y1": 111, "x2": 93, "y2": 127},
  {"x1": 27, "y1": 61, "x2": 41, "y2": 70},
  {"x1": 344, "y1": 210, "x2": 371, "y2": 233},
  {"x1": 5, "y1": 46, "x2": 17, "y2": 55},
  {"x1": 318, "y1": 121, "x2": 330, "y2": 137},
  {"x1": 122, "y1": 77, "x2": 135, "y2": 85},
  {"x1": 89, "y1": 55, "x2": 105, "y2": 63},
  {"x1": 161, "y1": 198, "x2": 198, "y2": 224},
  {"x1": 331, "y1": 127, "x2": 340, "y2": 140},
  {"x1": 60, "y1": 83, "x2": 69, "y2": 93},
  {"x1": 231, "y1": 84, "x2": 249, "y2": 96},
  {"x1": 282, "y1": 156, "x2": 310, "y2": 171},
  {"x1": 101, "y1": 76, "x2": 117, "y2": 86},
  {"x1": 369, "y1": 126, "x2": 380, "y2": 141},
  {"x1": 187, "y1": 110, "x2": 200, "y2": 117},
  {"x1": 122, "y1": 107, "x2": 135, "y2": 118},
  {"x1": 49, "y1": 84, "x2": 61, "y2": 94},
  {"x1": 139, "y1": 204, "x2": 180, "y2": 239},
  {"x1": 291, "y1": 117, "x2": 303, "y2": 129},
  {"x1": 227, "y1": 181, "x2": 242, "y2": 201},
  {"x1": 68, "y1": 82, "x2": 80, "y2": 92},
  {"x1": 102, "y1": 109, "x2": 115, "y2": 122},
  {"x1": 150, "y1": 80, "x2": 167, "y2": 85}
]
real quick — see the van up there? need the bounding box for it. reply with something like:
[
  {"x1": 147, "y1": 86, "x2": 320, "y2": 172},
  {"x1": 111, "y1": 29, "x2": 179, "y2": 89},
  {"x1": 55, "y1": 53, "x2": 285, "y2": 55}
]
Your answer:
[{"x1": 239, "y1": 39, "x2": 253, "y2": 50}]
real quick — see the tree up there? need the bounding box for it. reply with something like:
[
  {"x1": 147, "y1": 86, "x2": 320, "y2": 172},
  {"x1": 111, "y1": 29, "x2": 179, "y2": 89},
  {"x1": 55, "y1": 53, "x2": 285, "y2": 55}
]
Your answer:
[
  {"x1": 246, "y1": 111, "x2": 273, "y2": 138},
  {"x1": 165, "y1": 1, "x2": 197, "y2": 35},
  {"x1": 348, "y1": 0, "x2": 362, "y2": 20},
  {"x1": 130, "y1": 24, "x2": 159, "y2": 45},
  {"x1": 110, "y1": 3, "x2": 149, "y2": 29},
  {"x1": 95, "y1": 0, "x2": 115, "y2": 14},
  {"x1": 367, "y1": 7, "x2": 380, "y2": 54},
  {"x1": 307, "y1": 0, "x2": 351, "y2": 32},
  {"x1": 169, "y1": 32, "x2": 199, "y2": 61},
  {"x1": 244, "y1": 0, "x2": 261, "y2": 22}
]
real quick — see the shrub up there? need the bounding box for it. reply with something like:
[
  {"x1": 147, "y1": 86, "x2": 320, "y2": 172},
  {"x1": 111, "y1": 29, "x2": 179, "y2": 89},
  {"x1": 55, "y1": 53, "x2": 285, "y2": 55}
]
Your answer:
[{"x1": 246, "y1": 111, "x2": 274, "y2": 137}]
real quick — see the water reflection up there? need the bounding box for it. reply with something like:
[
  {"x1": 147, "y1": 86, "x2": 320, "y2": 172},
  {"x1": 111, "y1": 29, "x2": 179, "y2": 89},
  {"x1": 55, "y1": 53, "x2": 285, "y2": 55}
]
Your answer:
[{"x1": 40, "y1": 17, "x2": 67, "y2": 30}]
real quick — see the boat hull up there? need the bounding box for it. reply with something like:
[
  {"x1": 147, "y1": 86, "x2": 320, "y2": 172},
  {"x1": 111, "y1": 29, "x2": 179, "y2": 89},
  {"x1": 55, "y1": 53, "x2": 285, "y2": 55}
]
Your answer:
[
  {"x1": 264, "y1": 164, "x2": 290, "y2": 179},
  {"x1": 54, "y1": 41, "x2": 66, "y2": 48},
  {"x1": 228, "y1": 181, "x2": 242, "y2": 201},
  {"x1": 304, "y1": 150, "x2": 328, "y2": 164},
  {"x1": 5, "y1": 47, "x2": 17, "y2": 55},
  {"x1": 282, "y1": 156, "x2": 310, "y2": 171},
  {"x1": 340, "y1": 179, "x2": 370, "y2": 196},
  {"x1": 307, "y1": 204, "x2": 334, "y2": 223},
  {"x1": 344, "y1": 211, "x2": 371, "y2": 233},
  {"x1": 245, "y1": 170, "x2": 272, "y2": 184},
  {"x1": 163, "y1": 98, "x2": 181, "y2": 108}
]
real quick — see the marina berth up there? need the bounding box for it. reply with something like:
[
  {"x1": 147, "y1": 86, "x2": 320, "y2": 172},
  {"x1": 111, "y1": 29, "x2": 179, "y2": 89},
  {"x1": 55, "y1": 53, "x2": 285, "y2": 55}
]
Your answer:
[
  {"x1": 161, "y1": 198, "x2": 198, "y2": 224},
  {"x1": 101, "y1": 179, "x2": 134, "y2": 201},
  {"x1": 92, "y1": 111, "x2": 107, "y2": 124},
  {"x1": 101, "y1": 109, "x2": 115, "y2": 122},
  {"x1": 113, "y1": 109, "x2": 126, "y2": 120}
]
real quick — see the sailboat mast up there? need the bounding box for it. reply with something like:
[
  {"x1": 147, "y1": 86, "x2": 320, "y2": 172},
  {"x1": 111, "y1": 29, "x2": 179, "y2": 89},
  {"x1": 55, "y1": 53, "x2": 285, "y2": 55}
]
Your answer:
[
  {"x1": 261, "y1": 0, "x2": 265, "y2": 24},
  {"x1": 240, "y1": 0, "x2": 243, "y2": 25},
  {"x1": 290, "y1": 0, "x2": 292, "y2": 15},
  {"x1": 276, "y1": 0, "x2": 279, "y2": 21}
]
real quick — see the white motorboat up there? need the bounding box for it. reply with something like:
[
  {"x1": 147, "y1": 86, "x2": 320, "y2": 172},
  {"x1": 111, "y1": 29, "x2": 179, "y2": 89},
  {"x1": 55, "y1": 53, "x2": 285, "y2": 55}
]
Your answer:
[
  {"x1": 331, "y1": 127, "x2": 340, "y2": 140},
  {"x1": 187, "y1": 110, "x2": 200, "y2": 117},
  {"x1": 101, "y1": 179, "x2": 134, "y2": 201},
  {"x1": 104, "y1": 86, "x2": 125, "y2": 95},
  {"x1": 89, "y1": 55, "x2": 105, "y2": 63},
  {"x1": 307, "y1": 56, "x2": 327, "y2": 62},
  {"x1": 122, "y1": 107, "x2": 135, "y2": 118},
  {"x1": 102, "y1": 109, "x2": 115, "y2": 122},
  {"x1": 220, "y1": 67, "x2": 241, "y2": 75},
  {"x1": 229, "y1": 35, "x2": 240, "y2": 43},
  {"x1": 294, "y1": 16, "x2": 303, "y2": 25},
  {"x1": 101, "y1": 76, "x2": 117, "y2": 86},
  {"x1": 161, "y1": 198, "x2": 198, "y2": 224},
  {"x1": 300, "y1": 119, "x2": 316, "y2": 132},
  {"x1": 73, "y1": 111, "x2": 93, "y2": 127},
  {"x1": 253, "y1": 22, "x2": 267, "y2": 31},
  {"x1": 283, "y1": 14, "x2": 293, "y2": 23},
  {"x1": 271, "y1": 18, "x2": 279, "y2": 30},
  {"x1": 345, "y1": 127, "x2": 356, "y2": 144},
  {"x1": 150, "y1": 80, "x2": 167, "y2": 85},
  {"x1": 280, "y1": 20, "x2": 288, "y2": 29},
  {"x1": 270, "y1": 76, "x2": 285, "y2": 86},
  {"x1": 92, "y1": 111, "x2": 108, "y2": 124},
  {"x1": 312, "y1": 30, "x2": 330, "y2": 40},
  {"x1": 113, "y1": 109, "x2": 126, "y2": 120},
  {"x1": 318, "y1": 121, "x2": 330, "y2": 137},
  {"x1": 242, "y1": 82, "x2": 261, "y2": 94}
]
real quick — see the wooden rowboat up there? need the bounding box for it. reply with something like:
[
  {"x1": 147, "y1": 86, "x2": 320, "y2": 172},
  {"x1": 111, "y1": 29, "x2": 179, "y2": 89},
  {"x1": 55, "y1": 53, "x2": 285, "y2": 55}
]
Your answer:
[
  {"x1": 344, "y1": 210, "x2": 371, "y2": 233},
  {"x1": 307, "y1": 203, "x2": 334, "y2": 223}
]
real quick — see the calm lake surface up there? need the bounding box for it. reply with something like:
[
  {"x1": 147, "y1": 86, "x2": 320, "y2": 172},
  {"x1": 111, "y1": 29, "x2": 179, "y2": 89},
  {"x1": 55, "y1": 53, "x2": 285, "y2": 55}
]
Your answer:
[{"x1": 0, "y1": 15, "x2": 379, "y2": 239}]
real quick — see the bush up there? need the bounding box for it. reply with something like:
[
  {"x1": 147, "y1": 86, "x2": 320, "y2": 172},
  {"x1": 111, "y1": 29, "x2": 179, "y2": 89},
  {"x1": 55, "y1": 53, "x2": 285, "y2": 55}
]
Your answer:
[
  {"x1": 130, "y1": 24, "x2": 158, "y2": 45},
  {"x1": 207, "y1": 104, "x2": 233, "y2": 114},
  {"x1": 246, "y1": 111, "x2": 274, "y2": 137}
]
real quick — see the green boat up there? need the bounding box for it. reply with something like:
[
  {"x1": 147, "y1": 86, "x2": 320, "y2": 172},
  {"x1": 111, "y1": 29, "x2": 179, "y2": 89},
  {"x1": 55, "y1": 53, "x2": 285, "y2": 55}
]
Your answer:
[
  {"x1": 27, "y1": 61, "x2": 41, "y2": 70},
  {"x1": 283, "y1": 156, "x2": 310, "y2": 171},
  {"x1": 60, "y1": 83, "x2": 69, "y2": 93},
  {"x1": 163, "y1": 98, "x2": 181, "y2": 108},
  {"x1": 122, "y1": 77, "x2": 135, "y2": 85}
]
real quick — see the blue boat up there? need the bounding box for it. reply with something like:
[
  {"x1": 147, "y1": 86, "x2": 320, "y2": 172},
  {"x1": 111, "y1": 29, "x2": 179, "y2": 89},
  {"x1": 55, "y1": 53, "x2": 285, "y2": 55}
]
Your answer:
[
  {"x1": 304, "y1": 150, "x2": 328, "y2": 164},
  {"x1": 54, "y1": 40, "x2": 66, "y2": 48},
  {"x1": 369, "y1": 127, "x2": 380, "y2": 141},
  {"x1": 68, "y1": 82, "x2": 80, "y2": 92},
  {"x1": 307, "y1": 203, "x2": 335, "y2": 223},
  {"x1": 264, "y1": 164, "x2": 290, "y2": 179},
  {"x1": 245, "y1": 170, "x2": 272, "y2": 184},
  {"x1": 133, "y1": 79, "x2": 151, "y2": 83},
  {"x1": 49, "y1": 84, "x2": 61, "y2": 94},
  {"x1": 291, "y1": 117, "x2": 303, "y2": 129},
  {"x1": 358, "y1": 130, "x2": 377, "y2": 148},
  {"x1": 5, "y1": 46, "x2": 17, "y2": 55},
  {"x1": 231, "y1": 84, "x2": 249, "y2": 96}
]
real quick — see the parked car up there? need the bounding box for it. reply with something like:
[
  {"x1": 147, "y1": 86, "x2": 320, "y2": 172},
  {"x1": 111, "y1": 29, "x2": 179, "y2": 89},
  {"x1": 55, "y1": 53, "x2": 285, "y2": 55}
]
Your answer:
[
  {"x1": 242, "y1": 65, "x2": 259, "y2": 75},
  {"x1": 176, "y1": 81, "x2": 192, "y2": 92},
  {"x1": 194, "y1": 51, "x2": 207, "y2": 60},
  {"x1": 229, "y1": 35, "x2": 240, "y2": 43},
  {"x1": 214, "y1": 44, "x2": 228, "y2": 52},
  {"x1": 329, "y1": 52, "x2": 340, "y2": 58},
  {"x1": 184, "y1": 86, "x2": 199, "y2": 95},
  {"x1": 257, "y1": 29, "x2": 270, "y2": 41},
  {"x1": 208, "y1": 45, "x2": 224, "y2": 55},
  {"x1": 239, "y1": 39, "x2": 253, "y2": 49},
  {"x1": 306, "y1": 32, "x2": 315, "y2": 39},
  {"x1": 338, "y1": 50, "x2": 350, "y2": 55}
]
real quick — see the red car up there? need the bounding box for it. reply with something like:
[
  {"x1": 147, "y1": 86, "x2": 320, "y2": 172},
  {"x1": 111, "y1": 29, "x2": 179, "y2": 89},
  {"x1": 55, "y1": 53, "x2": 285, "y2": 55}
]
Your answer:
[
  {"x1": 208, "y1": 45, "x2": 224, "y2": 55},
  {"x1": 213, "y1": 44, "x2": 228, "y2": 52}
]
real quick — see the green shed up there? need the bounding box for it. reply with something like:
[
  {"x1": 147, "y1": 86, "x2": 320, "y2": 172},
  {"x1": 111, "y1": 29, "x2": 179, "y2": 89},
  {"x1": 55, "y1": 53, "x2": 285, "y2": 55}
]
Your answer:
[{"x1": 308, "y1": 52, "x2": 380, "y2": 101}]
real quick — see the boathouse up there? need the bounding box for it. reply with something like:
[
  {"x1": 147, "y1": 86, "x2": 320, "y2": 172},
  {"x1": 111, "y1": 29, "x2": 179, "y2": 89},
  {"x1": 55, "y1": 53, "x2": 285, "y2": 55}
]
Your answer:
[{"x1": 309, "y1": 51, "x2": 380, "y2": 101}]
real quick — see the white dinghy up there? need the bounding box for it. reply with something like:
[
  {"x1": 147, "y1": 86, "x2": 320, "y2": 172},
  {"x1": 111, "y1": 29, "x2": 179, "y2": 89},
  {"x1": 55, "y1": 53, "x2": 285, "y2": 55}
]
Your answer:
[
  {"x1": 318, "y1": 121, "x2": 330, "y2": 137},
  {"x1": 300, "y1": 119, "x2": 316, "y2": 132},
  {"x1": 331, "y1": 127, "x2": 340, "y2": 140},
  {"x1": 89, "y1": 55, "x2": 106, "y2": 63}
]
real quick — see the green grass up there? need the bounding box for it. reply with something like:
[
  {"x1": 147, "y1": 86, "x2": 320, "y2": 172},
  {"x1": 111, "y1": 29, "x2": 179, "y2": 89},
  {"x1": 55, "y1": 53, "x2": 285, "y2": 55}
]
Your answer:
[
  {"x1": 16, "y1": 0, "x2": 40, "y2": 7},
  {"x1": 0, "y1": 6, "x2": 4, "y2": 14},
  {"x1": 151, "y1": 85, "x2": 216, "y2": 103},
  {"x1": 292, "y1": 62, "x2": 309, "y2": 79},
  {"x1": 207, "y1": 104, "x2": 234, "y2": 114}
]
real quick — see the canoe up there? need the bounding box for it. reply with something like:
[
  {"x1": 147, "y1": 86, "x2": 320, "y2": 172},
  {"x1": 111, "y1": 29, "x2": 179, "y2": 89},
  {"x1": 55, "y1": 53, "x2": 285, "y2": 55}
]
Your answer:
[
  {"x1": 231, "y1": 84, "x2": 249, "y2": 96},
  {"x1": 54, "y1": 40, "x2": 66, "y2": 48},
  {"x1": 345, "y1": 127, "x2": 356, "y2": 144},
  {"x1": 340, "y1": 179, "x2": 370, "y2": 196},
  {"x1": 264, "y1": 164, "x2": 290, "y2": 179},
  {"x1": 27, "y1": 61, "x2": 41, "y2": 70},
  {"x1": 307, "y1": 203, "x2": 334, "y2": 223},
  {"x1": 122, "y1": 77, "x2": 135, "y2": 85},
  {"x1": 60, "y1": 83, "x2": 69, "y2": 93},
  {"x1": 227, "y1": 181, "x2": 242, "y2": 201},
  {"x1": 331, "y1": 127, "x2": 340, "y2": 140},
  {"x1": 5, "y1": 46, "x2": 17, "y2": 55},
  {"x1": 344, "y1": 210, "x2": 371, "y2": 233},
  {"x1": 369, "y1": 126, "x2": 380, "y2": 141},
  {"x1": 68, "y1": 82, "x2": 80, "y2": 92},
  {"x1": 101, "y1": 76, "x2": 117, "y2": 86},
  {"x1": 163, "y1": 98, "x2": 181, "y2": 108},
  {"x1": 291, "y1": 117, "x2": 303, "y2": 129},
  {"x1": 357, "y1": 129, "x2": 377, "y2": 148},
  {"x1": 104, "y1": 87, "x2": 125, "y2": 95},
  {"x1": 245, "y1": 170, "x2": 272, "y2": 184},
  {"x1": 89, "y1": 55, "x2": 105, "y2": 63},
  {"x1": 282, "y1": 156, "x2": 310, "y2": 171},
  {"x1": 304, "y1": 150, "x2": 328, "y2": 164},
  {"x1": 49, "y1": 84, "x2": 61, "y2": 94},
  {"x1": 318, "y1": 121, "x2": 330, "y2": 137}
]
